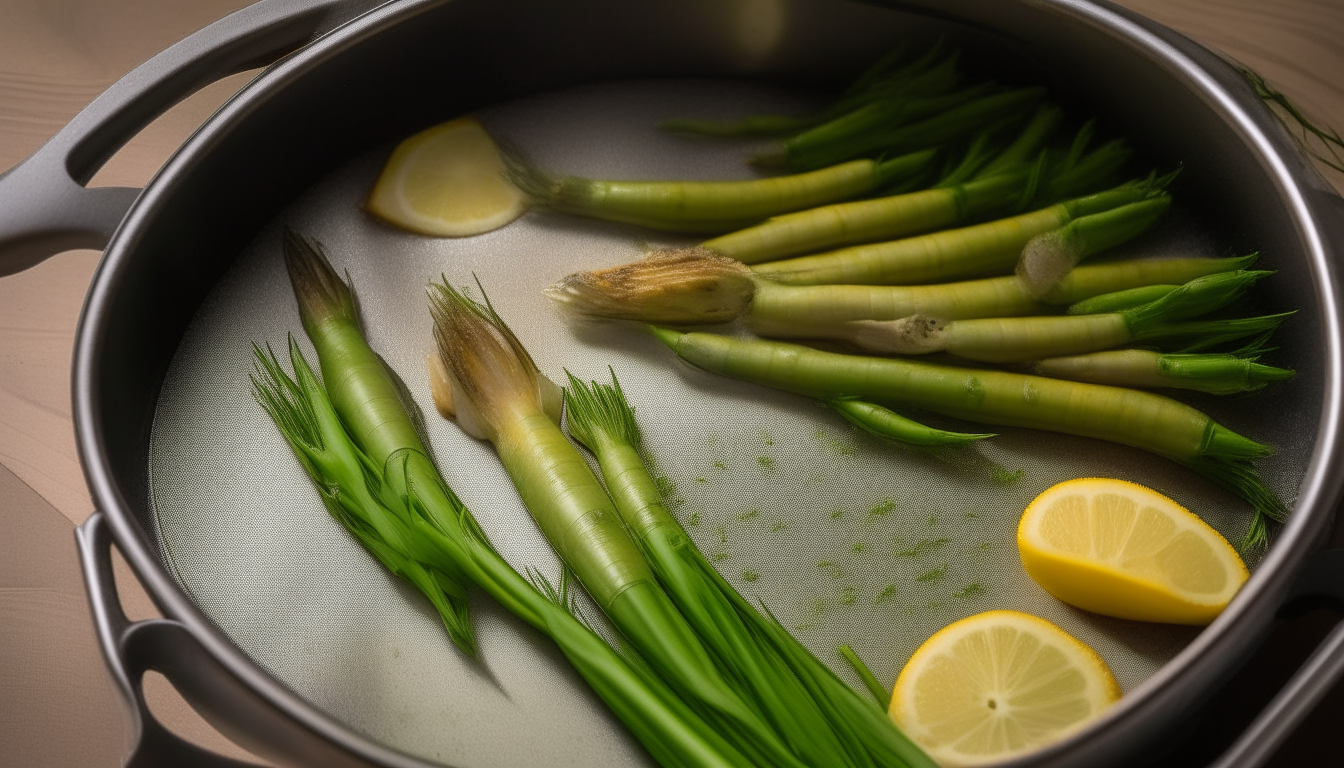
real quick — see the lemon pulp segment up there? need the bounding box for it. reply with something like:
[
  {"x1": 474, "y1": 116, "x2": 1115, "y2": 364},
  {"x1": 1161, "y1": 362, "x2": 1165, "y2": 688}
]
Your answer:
[
  {"x1": 1017, "y1": 477, "x2": 1247, "y2": 624},
  {"x1": 890, "y1": 610, "x2": 1119, "y2": 767},
  {"x1": 367, "y1": 117, "x2": 527, "y2": 237}
]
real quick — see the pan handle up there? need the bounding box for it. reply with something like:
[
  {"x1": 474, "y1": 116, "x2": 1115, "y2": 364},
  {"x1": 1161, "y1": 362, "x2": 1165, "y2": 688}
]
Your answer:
[
  {"x1": 1206, "y1": 548, "x2": 1344, "y2": 768},
  {"x1": 0, "y1": 0, "x2": 387, "y2": 278},
  {"x1": 76, "y1": 512, "x2": 383, "y2": 768}
]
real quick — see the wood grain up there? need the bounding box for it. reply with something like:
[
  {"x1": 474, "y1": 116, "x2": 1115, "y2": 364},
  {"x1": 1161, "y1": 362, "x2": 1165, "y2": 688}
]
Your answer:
[{"x1": 0, "y1": 1, "x2": 1339, "y2": 766}]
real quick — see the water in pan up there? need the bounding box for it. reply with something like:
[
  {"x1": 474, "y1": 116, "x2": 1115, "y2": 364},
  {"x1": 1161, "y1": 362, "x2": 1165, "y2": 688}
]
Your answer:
[{"x1": 148, "y1": 79, "x2": 1293, "y2": 767}]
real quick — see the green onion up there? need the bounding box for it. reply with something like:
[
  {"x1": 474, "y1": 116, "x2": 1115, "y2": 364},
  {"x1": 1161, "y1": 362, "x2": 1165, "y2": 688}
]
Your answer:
[
  {"x1": 280, "y1": 231, "x2": 475, "y2": 654},
  {"x1": 565, "y1": 371, "x2": 897, "y2": 767},
  {"x1": 827, "y1": 399, "x2": 995, "y2": 447},
  {"x1": 1032, "y1": 348, "x2": 1295, "y2": 394},
  {"x1": 752, "y1": 87, "x2": 1046, "y2": 171},
  {"x1": 428, "y1": 282, "x2": 821, "y2": 768},
  {"x1": 701, "y1": 106, "x2": 1078, "y2": 265},
  {"x1": 647, "y1": 327, "x2": 1287, "y2": 549},
  {"x1": 546, "y1": 246, "x2": 1255, "y2": 337},
  {"x1": 1016, "y1": 197, "x2": 1173, "y2": 297},
  {"x1": 844, "y1": 270, "x2": 1283, "y2": 361},
  {"x1": 565, "y1": 370, "x2": 937, "y2": 767},
  {"x1": 260, "y1": 233, "x2": 756, "y2": 768},
  {"x1": 1066, "y1": 284, "x2": 1180, "y2": 315},
  {"x1": 751, "y1": 176, "x2": 1171, "y2": 286},
  {"x1": 505, "y1": 150, "x2": 938, "y2": 235}
]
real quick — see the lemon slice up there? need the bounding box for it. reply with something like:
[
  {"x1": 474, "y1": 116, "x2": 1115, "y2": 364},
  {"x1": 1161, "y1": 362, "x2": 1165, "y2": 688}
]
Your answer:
[
  {"x1": 890, "y1": 610, "x2": 1120, "y2": 767},
  {"x1": 366, "y1": 117, "x2": 527, "y2": 237},
  {"x1": 1017, "y1": 478, "x2": 1247, "y2": 625}
]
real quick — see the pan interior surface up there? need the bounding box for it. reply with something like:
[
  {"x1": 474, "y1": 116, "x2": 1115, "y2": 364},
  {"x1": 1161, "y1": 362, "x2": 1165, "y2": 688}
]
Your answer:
[{"x1": 145, "y1": 79, "x2": 1307, "y2": 767}]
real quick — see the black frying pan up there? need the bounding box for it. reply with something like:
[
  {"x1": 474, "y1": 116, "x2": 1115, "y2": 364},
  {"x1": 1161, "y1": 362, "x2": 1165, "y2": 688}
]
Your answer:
[{"x1": 2, "y1": 0, "x2": 1343, "y2": 766}]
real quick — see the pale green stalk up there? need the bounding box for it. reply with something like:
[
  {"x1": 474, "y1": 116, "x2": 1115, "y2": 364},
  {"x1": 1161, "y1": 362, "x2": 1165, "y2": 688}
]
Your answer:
[
  {"x1": 648, "y1": 327, "x2": 1286, "y2": 549},
  {"x1": 429, "y1": 282, "x2": 817, "y2": 768},
  {"x1": 751, "y1": 176, "x2": 1170, "y2": 286},
  {"x1": 1032, "y1": 348, "x2": 1295, "y2": 394},
  {"x1": 251, "y1": 342, "x2": 750, "y2": 768}
]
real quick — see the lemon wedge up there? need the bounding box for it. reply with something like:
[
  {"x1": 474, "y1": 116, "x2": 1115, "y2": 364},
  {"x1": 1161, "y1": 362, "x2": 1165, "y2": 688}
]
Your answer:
[
  {"x1": 1018, "y1": 478, "x2": 1247, "y2": 625},
  {"x1": 366, "y1": 117, "x2": 527, "y2": 237},
  {"x1": 890, "y1": 610, "x2": 1120, "y2": 767}
]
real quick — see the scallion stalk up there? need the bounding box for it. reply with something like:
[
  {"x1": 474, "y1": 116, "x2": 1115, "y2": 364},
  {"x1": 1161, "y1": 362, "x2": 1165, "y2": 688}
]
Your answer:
[
  {"x1": 750, "y1": 175, "x2": 1171, "y2": 286},
  {"x1": 428, "y1": 282, "x2": 834, "y2": 768},
  {"x1": 1031, "y1": 348, "x2": 1295, "y2": 394},
  {"x1": 647, "y1": 327, "x2": 1287, "y2": 549}
]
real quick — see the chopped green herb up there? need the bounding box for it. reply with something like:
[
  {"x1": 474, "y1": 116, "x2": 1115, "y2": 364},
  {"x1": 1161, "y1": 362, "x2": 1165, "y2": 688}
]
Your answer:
[
  {"x1": 830, "y1": 508, "x2": 846, "y2": 520},
  {"x1": 852, "y1": 542, "x2": 867, "y2": 553},
  {"x1": 654, "y1": 475, "x2": 677, "y2": 497},
  {"x1": 715, "y1": 526, "x2": 728, "y2": 544},
  {"x1": 964, "y1": 511, "x2": 980, "y2": 519},
  {"x1": 738, "y1": 508, "x2": 760, "y2": 521},
  {"x1": 839, "y1": 587, "x2": 857, "y2": 605},
  {"x1": 991, "y1": 467, "x2": 1025, "y2": 485},
  {"x1": 916, "y1": 564, "x2": 948, "y2": 584},
  {"x1": 811, "y1": 599, "x2": 827, "y2": 616},
  {"x1": 978, "y1": 541, "x2": 994, "y2": 551},
  {"x1": 817, "y1": 560, "x2": 835, "y2": 569},
  {"x1": 761, "y1": 430, "x2": 775, "y2": 446},
  {"x1": 712, "y1": 461, "x2": 727, "y2": 470},
  {"x1": 895, "y1": 537, "x2": 950, "y2": 558},
  {"x1": 953, "y1": 583, "x2": 984, "y2": 599},
  {"x1": 926, "y1": 513, "x2": 938, "y2": 527},
  {"x1": 742, "y1": 570, "x2": 760, "y2": 582},
  {"x1": 875, "y1": 584, "x2": 897, "y2": 604},
  {"x1": 770, "y1": 521, "x2": 788, "y2": 532},
  {"x1": 711, "y1": 551, "x2": 730, "y2": 562},
  {"x1": 695, "y1": 477, "x2": 707, "y2": 484},
  {"x1": 687, "y1": 511, "x2": 701, "y2": 527},
  {"x1": 869, "y1": 498, "x2": 895, "y2": 517},
  {"x1": 757, "y1": 455, "x2": 775, "y2": 471}
]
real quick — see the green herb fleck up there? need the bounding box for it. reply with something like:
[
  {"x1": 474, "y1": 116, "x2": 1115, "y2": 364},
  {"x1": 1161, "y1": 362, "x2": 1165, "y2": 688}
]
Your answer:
[
  {"x1": 817, "y1": 560, "x2": 835, "y2": 569},
  {"x1": 953, "y1": 583, "x2": 984, "y2": 599},
  {"x1": 738, "y1": 508, "x2": 760, "y2": 521},
  {"x1": 830, "y1": 508, "x2": 845, "y2": 520},
  {"x1": 715, "y1": 526, "x2": 728, "y2": 544},
  {"x1": 839, "y1": 587, "x2": 857, "y2": 605},
  {"x1": 852, "y1": 542, "x2": 867, "y2": 554},
  {"x1": 711, "y1": 551, "x2": 730, "y2": 562},
  {"x1": 742, "y1": 570, "x2": 760, "y2": 582},
  {"x1": 814, "y1": 428, "x2": 858, "y2": 456},
  {"x1": 770, "y1": 521, "x2": 788, "y2": 532},
  {"x1": 688, "y1": 512, "x2": 701, "y2": 527},
  {"x1": 875, "y1": 584, "x2": 897, "y2": 604},
  {"x1": 926, "y1": 513, "x2": 938, "y2": 527},
  {"x1": 869, "y1": 498, "x2": 895, "y2": 517},
  {"x1": 810, "y1": 599, "x2": 827, "y2": 616},
  {"x1": 991, "y1": 468, "x2": 1024, "y2": 485},
  {"x1": 965, "y1": 511, "x2": 980, "y2": 519},
  {"x1": 895, "y1": 538, "x2": 950, "y2": 558},
  {"x1": 712, "y1": 461, "x2": 727, "y2": 470},
  {"x1": 761, "y1": 431, "x2": 775, "y2": 446},
  {"x1": 916, "y1": 564, "x2": 948, "y2": 584},
  {"x1": 695, "y1": 477, "x2": 707, "y2": 484},
  {"x1": 978, "y1": 541, "x2": 994, "y2": 551},
  {"x1": 654, "y1": 475, "x2": 677, "y2": 497},
  {"x1": 757, "y1": 455, "x2": 775, "y2": 471}
]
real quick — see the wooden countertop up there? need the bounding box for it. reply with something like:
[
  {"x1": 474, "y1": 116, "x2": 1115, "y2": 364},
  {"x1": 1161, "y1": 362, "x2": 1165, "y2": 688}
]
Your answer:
[{"x1": 0, "y1": 1, "x2": 1340, "y2": 765}]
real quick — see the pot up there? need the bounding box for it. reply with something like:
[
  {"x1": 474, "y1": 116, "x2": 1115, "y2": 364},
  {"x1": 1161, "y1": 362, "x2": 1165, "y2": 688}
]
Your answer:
[{"x1": 1, "y1": 0, "x2": 1343, "y2": 766}]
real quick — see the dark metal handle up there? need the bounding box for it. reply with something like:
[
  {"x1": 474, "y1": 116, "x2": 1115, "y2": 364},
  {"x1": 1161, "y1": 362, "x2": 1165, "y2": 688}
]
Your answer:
[
  {"x1": 1208, "y1": 549, "x2": 1344, "y2": 768},
  {"x1": 77, "y1": 513, "x2": 391, "y2": 768},
  {"x1": 77, "y1": 512, "x2": 267, "y2": 768},
  {"x1": 0, "y1": 0, "x2": 386, "y2": 277}
]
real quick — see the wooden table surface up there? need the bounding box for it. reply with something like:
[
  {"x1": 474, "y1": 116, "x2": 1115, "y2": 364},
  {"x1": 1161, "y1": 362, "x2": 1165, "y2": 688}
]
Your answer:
[{"x1": 1, "y1": 1, "x2": 1341, "y2": 766}]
